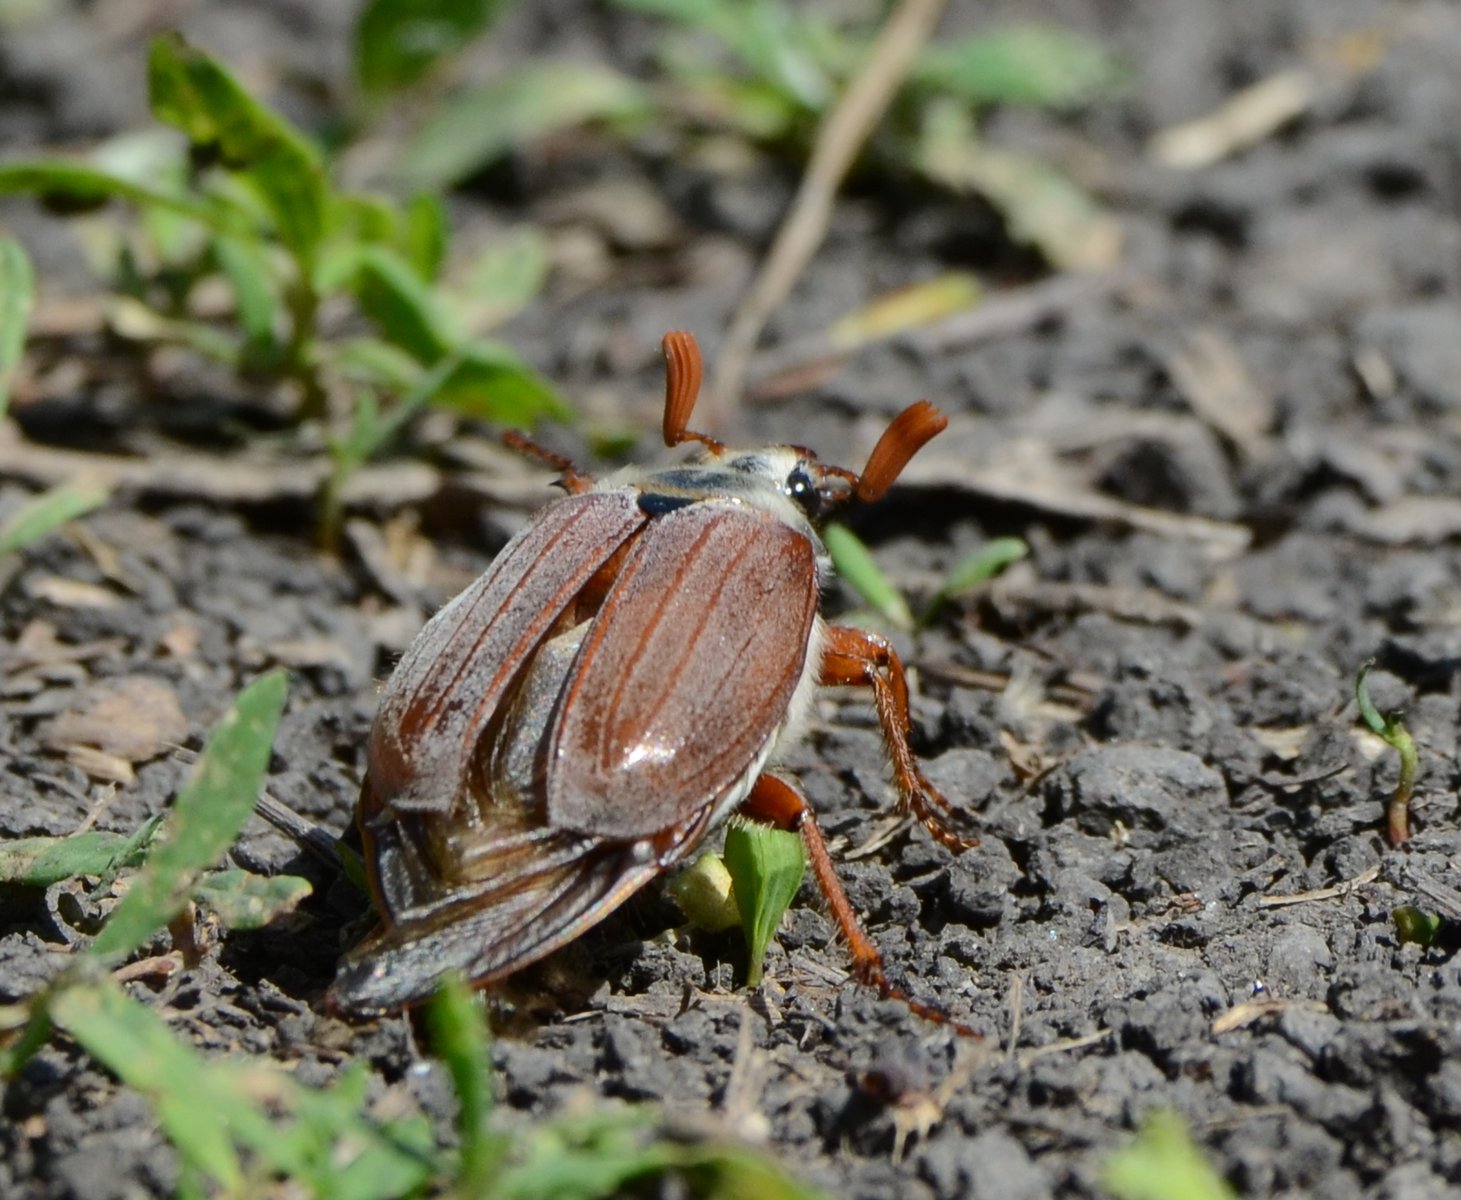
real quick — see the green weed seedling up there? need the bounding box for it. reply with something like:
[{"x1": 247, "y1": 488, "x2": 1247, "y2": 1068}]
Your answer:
[
  {"x1": 0, "y1": 32, "x2": 569, "y2": 542},
  {"x1": 0, "y1": 668, "x2": 822, "y2": 1198},
  {"x1": 826, "y1": 521, "x2": 1027, "y2": 631},
  {"x1": 724, "y1": 821, "x2": 807, "y2": 987},
  {"x1": 0, "y1": 236, "x2": 32, "y2": 415},
  {"x1": 615, "y1": 1, "x2": 1125, "y2": 270},
  {"x1": 672, "y1": 826, "x2": 808, "y2": 988},
  {"x1": 0, "y1": 671, "x2": 302, "y2": 948},
  {"x1": 0, "y1": 482, "x2": 109, "y2": 558},
  {"x1": 1355, "y1": 660, "x2": 1418, "y2": 848},
  {"x1": 1100, "y1": 1108, "x2": 1236, "y2": 1200}
]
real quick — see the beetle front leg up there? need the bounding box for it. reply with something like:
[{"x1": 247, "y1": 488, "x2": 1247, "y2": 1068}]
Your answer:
[
  {"x1": 740, "y1": 773, "x2": 981, "y2": 1040},
  {"x1": 818, "y1": 624, "x2": 978, "y2": 853}
]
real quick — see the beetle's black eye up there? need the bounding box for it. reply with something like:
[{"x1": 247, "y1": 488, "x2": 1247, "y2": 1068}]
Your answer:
[{"x1": 786, "y1": 466, "x2": 820, "y2": 516}]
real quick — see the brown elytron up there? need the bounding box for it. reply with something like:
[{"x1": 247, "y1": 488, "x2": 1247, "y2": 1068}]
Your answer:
[{"x1": 331, "y1": 332, "x2": 978, "y2": 1037}]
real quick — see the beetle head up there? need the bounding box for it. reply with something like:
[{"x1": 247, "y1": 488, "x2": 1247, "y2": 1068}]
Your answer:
[{"x1": 660, "y1": 331, "x2": 948, "y2": 524}]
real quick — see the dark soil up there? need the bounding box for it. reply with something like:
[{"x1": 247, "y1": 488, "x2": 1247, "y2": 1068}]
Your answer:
[{"x1": 3, "y1": 2, "x2": 1461, "y2": 1198}]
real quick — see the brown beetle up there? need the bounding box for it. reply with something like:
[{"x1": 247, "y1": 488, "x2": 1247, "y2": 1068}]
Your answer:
[{"x1": 330, "y1": 332, "x2": 977, "y2": 1032}]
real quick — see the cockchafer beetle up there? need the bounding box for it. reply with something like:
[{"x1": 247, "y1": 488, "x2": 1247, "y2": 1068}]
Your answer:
[{"x1": 330, "y1": 331, "x2": 979, "y2": 1034}]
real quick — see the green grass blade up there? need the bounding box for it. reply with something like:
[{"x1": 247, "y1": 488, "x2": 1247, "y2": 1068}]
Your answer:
[
  {"x1": 49, "y1": 976, "x2": 245, "y2": 1188},
  {"x1": 723, "y1": 822, "x2": 806, "y2": 987},
  {"x1": 0, "y1": 483, "x2": 108, "y2": 557},
  {"x1": 0, "y1": 238, "x2": 34, "y2": 417},
  {"x1": 91, "y1": 669, "x2": 289, "y2": 961},
  {"x1": 824, "y1": 522, "x2": 914, "y2": 630},
  {"x1": 920, "y1": 536, "x2": 1028, "y2": 625},
  {"x1": 427, "y1": 976, "x2": 505, "y2": 1195}
]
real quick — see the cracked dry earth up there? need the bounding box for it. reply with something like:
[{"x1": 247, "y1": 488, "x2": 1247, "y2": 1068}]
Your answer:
[{"x1": 3, "y1": 0, "x2": 1461, "y2": 1197}]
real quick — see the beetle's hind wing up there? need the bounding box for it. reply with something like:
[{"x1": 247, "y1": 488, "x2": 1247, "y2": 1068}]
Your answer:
[
  {"x1": 547, "y1": 503, "x2": 820, "y2": 839},
  {"x1": 367, "y1": 491, "x2": 647, "y2": 814},
  {"x1": 330, "y1": 804, "x2": 665, "y2": 1014}
]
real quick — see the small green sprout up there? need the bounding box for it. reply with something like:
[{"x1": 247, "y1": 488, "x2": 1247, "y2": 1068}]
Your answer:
[
  {"x1": 723, "y1": 821, "x2": 807, "y2": 987},
  {"x1": 1392, "y1": 905, "x2": 1443, "y2": 948},
  {"x1": 1100, "y1": 1108, "x2": 1236, "y2": 1200},
  {"x1": 670, "y1": 850, "x2": 744, "y2": 933},
  {"x1": 824, "y1": 522, "x2": 915, "y2": 629},
  {"x1": 826, "y1": 522, "x2": 1027, "y2": 630},
  {"x1": 0, "y1": 483, "x2": 108, "y2": 558},
  {"x1": 1355, "y1": 660, "x2": 1418, "y2": 848},
  {"x1": 0, "y1": 237, "x2": 33, "y2": 415}
]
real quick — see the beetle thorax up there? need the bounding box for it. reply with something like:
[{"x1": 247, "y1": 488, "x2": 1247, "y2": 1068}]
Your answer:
[{"x1": 600, "y1": 445, "x2": 835, "y2": 575}]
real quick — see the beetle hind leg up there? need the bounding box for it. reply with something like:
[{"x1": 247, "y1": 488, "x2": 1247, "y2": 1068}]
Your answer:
[
  {"x1": 741, "y1": 773, "x2": 981, "y2": 1040},
  {"x1": 818, "y1": 624, "x2": 979, "y2": 854}
]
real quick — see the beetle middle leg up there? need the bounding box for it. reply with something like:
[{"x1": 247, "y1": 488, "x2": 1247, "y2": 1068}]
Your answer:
[
  {"x1": 818, "y1": 625, "x2": 978, "y2": 853},
  {"x1": 740, "y1": 773, "x2": 981, "y2": 1039}
]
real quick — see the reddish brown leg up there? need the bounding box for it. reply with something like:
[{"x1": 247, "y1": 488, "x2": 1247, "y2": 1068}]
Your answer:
[
  {"x1": 500, "y1": 430, "x2": 595, "y2": 494},
  {"x1": 818, "y1": 624, "x2": 978, "y2": 853},
  {"x1": 740, "y1": 774, "x2": 982, "y2": 1040}
]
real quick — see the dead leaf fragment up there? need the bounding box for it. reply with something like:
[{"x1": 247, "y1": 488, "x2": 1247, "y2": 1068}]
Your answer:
[
  {"x1": 40, "y1": 675, "x2": 188, "y2": 766},
  {"x1": 26, "y1": 576, "x2": 120, "y2": 609},
  {"x1": 1149, "y1": 69, "x2": 1316, "y2": 169}
]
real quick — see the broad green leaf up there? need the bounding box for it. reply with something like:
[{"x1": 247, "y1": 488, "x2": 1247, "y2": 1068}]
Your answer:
[
  {"x1": 428, "y1": 978, "x2": 505, "y2": 1193},
  {"x1": 355, "y1": 0, "x2": 511, "y2": 99},
  {"x1": 431, "y1": 342, "x2": 572, "y2": 425},
  {"x1": 824, "y1": 522, "x2": 914, "y2": 631},
  {"x1": 396, "y1": 62, "x2": 650, "y2": 190},
  {"x1": 192, "y1": 869, "x2": 312, "y2": 930},
  {"x1": 147, "y1": 34, "x2": 327, "y2": 261},
  {"x1": 332, "y1": 336, "x2": 423, "y2": 392},
  {"x1": 916, "y1": 101, "x2": 1122, "y2": 272},
  {"x1": 723, "y1": 822, "x2": 805, "y2": 987},
  {"x1": 0, "y1": 238, "x2": 33, "y2": 416},
  {"x1": 0, "y1": 483, "x2": 108, "y2": 557},
  {"x1": 348, "y1": 244, "x2": 460, "y2": 361},
  {"x1": 460, "y1": 227, "x2": 549, "y2": 331},
  {"x1": 0, "y1": 161, "x2": 220, "y2": 226},
  {"x1": 328, "y1": 191, "x2": 402, "y2": 248},
  {"x1": 91, "y1": 669, "x2": 289, "y2": 960},
  {"x1": 402, "y1": 192, "x2": 447, "y2": 280},
  {"x1": 0, "y1": 819, "x2": 159, "y2": 888},
  {"x1": 50, "y1": 977, "x2": 246, "y2": 1188},
  {"x1": 212, "y1": 235, "x2": 279, "y2": 356},
  {"x1": 1100, "y1": 1109, "x2": 1236, "y2": 1200},
  {"x1": 913, "y1": 25, "x2": 1124, "y2": 109}
]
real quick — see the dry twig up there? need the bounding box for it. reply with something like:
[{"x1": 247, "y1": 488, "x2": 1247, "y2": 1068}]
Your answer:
[{"x1": 706, "y1": 0, "x2": 949, "y2": 426}]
